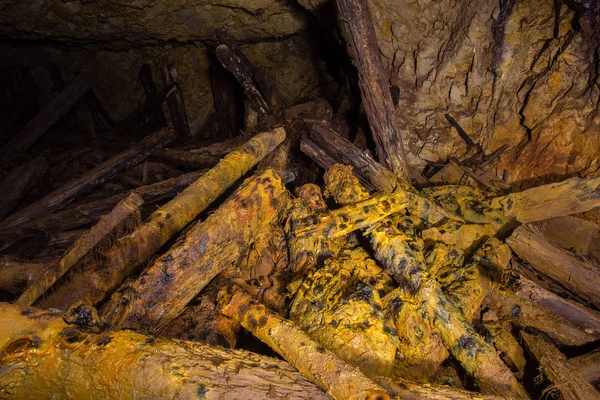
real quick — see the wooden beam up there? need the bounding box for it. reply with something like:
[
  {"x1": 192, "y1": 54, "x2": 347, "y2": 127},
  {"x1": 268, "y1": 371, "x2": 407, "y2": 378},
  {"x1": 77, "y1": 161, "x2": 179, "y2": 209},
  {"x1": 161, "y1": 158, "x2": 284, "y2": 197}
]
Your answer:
[
  {"x1": 161, "y1": 65, "x2": 192, "y2": 142},
  {"x1": 335, "y1": 0, "x2": 409, "y2": 181}
]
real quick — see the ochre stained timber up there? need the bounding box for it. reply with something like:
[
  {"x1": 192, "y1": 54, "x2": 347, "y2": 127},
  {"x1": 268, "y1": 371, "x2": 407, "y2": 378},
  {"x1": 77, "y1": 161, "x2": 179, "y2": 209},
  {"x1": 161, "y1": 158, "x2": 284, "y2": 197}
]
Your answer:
[
  {"x1": 99, "y1": 169, "x2": 287, "y2": 333},
  {"x1": 17, "y1": 193, "x2": 143, "y2": 307},
  {"x1": 0, "y1": 303, "x2": 328, "y2": 400},
  {"x1": 38, "y1": 128, "x2": 286, "y2": 310},
  {"x1": 324, "y1": 164, "x2": 528, "y2": 398}
]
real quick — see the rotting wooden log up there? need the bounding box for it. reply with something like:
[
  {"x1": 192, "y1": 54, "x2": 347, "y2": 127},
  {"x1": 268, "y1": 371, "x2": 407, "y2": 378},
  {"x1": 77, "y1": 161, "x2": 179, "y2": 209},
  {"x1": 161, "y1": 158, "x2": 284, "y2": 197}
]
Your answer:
[
  {"x1": 481, "y1": 321, "x2": 526, "y2": 375},
  {"x1": 139, "y1": 63, "x2": 167, "y2": 128},
  {"x1": 39, "y1": 128, "x2": 285, "y2": 310},
  {"x1": 532, "y1": 215, "x2": 598, "y2": 255},
  {"x1": 0, "y1": 73, "x2": 92, "y2": 156},
  {"x1": 152, "y1": 147, "x2": 220, "y2": 169},
  {"x1": 0, "y1": 156, "x2": 49, "y2": 220},
  {"x1": 216, "y1": 44, "x2": 270, "y2": 117},
  {"x1": 309, "y1": 120, "x2": 400, "y2": 192},
  {"x1": 335, "y1": 0, "x2": 409, "y2": 181},
  {"x1": 1, "y1": 170, "x2": 205, "y2": 240},
  {"x1": 521, "y1": 332, "x2": 599, "y2": 400},
  {"x1": 209, "y1": 64, "x2": 239, "y2": 139},
  {"x1": 483, "y1": 287, "x2": 598, "y2": 346},
  {"x1": 222, "y1": 289, "x2": 392, "y2": 400},
  {"x1": 224, "y1": 290, "x2": 502, "y2": 400},
  {"x1": 324, "y1": 165, "x2": 528, "y2": 398},
  {"x1": 487, "y1": 175, "x2": 600, "y2": 224},
  {"x1": 568, "y1": 350, "x2": 600, "y2": 385},
  {"x1": 99, "y1": 169, "x2": 287, "y2": 333},
  {"x1": 0, "y1": 256, "x2": 44, "y2": 294},
  {"x1": 507, "y1": 224, "x2": 600, "y2": 309},
  {"x1": 301, "y1": 138, "x2": 340, "y2": 172},
  {"x1": 161, "y1": 65, "x2": 191, "y2": 142},
  {"x1": 17, "y1": 193, "x2": 143, "y2": 307},
  {"x1": 0, "y1": 303, "x2": 329, "y2": 400},
  {"x1": 514, "y1": 276, "x2": 600, "y2": 336},
  {"x1": 0, "y1": 128, "x2": 175, "y2": 231}
]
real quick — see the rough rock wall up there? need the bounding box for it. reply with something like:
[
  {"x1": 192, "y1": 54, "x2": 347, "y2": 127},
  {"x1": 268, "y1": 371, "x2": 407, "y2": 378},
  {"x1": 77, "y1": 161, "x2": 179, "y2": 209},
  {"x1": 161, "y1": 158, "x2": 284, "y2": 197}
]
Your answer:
[
  {"x1": 375, "y1": 0, "x2": 599, "y2": 187},
  {"x1": 0, "y1": 0, "x2": 329, "y2": 128},
  {"x1": 304, "y1": 0, "x2": 600, "y2": 187}
]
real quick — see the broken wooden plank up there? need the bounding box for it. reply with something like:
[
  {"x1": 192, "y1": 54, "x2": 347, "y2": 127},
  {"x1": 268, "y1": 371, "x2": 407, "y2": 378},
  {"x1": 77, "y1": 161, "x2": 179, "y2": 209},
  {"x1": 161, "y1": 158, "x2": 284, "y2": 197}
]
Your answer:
[
  {"x1": 139, "y1": 63, "x2": 167, "y2": 128},
  {"x1": 100, "y1": 169, "x2": 287, "y2": 333},
  {"x1": 308, "y1": 121, "x2": 399, "y2": 192},
  {"x1": 483, "y1": 287, "x2": 598, "y2": 346},
  {"x1": 0, "y1": 156, "x2": 49, "y2": 220},
  {"x1": 508, "y1": 224, "x2": 600, "y2": 308},
  {"x1": 487, "y1": 175, "x2": 600, "y2": 224},
  {"x1": 1, "y1": 73, "x2": 92, "y2": 156},
  {"x1": 17, "y1": 193, "x2": 143, "y2": 307},
  {"x1": 216, "y1": 44, "x2": 270, "y2": 117},
  {"x1": 335, "y1": 0, "x2": 409, "y2": 181},
  {"x1": 514, "y1": 276, "x2": 600, "y2": 336},
  {"x1": 0, "y1": 127, "x2": 176, "y2": 231},
  {"x1": 521, "y1": 332, "x2": 599, "y2": 400},
  {"x1": 0, "y1": 302, "x2": 329, "y2": 400},
  {"x1": 152, "y1": 147, "x2": 220, "y2": 169},
  {"x1": 38, "y1": 128, "x2": 285, "y2": 310},
  {"x1": 161, "y1": 65, "x2": 191, "y2": 142}
]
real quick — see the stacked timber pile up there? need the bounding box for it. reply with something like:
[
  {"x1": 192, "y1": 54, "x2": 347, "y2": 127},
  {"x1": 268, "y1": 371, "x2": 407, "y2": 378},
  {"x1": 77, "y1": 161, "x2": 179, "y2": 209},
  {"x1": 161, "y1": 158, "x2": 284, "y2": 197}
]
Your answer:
[{"x1": 1, "y1": 1, "x2": 599, "y2": 399}]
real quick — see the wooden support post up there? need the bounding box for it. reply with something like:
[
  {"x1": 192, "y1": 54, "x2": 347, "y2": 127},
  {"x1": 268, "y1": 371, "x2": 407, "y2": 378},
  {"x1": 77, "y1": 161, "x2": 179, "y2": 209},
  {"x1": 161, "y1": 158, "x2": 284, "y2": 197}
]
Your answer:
[
  {"x1": 161, "y1": 65, "x2": 191, "y2": 142},
  {"x1": 38, "y1": 128, "x2": 285, "y2": 310},
  {"x1": 507, "y1": 224, "x2": 600, "y2": 309},
  {"x1": 17, "y1": 193, "x2": 143, "y2": 307},
  {"x1": 0, "y1": 73, "x2": 92, "y2": 156},
  {"x1": 210, "y1": 64, "x2": 239, "y2": 139},
  {"x1": 216, "y1": 44, "x2": 270, "y2": 117},
  {"x1": 0, "y1": 303, "x2": 329, "y2": 400},
  {"x1": 0, "y1": 156, "x2": 49, "y2": 220},
  {"x1": 0, "y1": 128, "x2": 176, "y2": 231},
  {"x1": 100, "y1": 169, "x2": 287, "y2": 333},
  {"x1": 335, "y1": 0, "x2": 410, "y2": 181},
  {"x1": 139, "y1": 63, "x2": 167, "y2": 127}
]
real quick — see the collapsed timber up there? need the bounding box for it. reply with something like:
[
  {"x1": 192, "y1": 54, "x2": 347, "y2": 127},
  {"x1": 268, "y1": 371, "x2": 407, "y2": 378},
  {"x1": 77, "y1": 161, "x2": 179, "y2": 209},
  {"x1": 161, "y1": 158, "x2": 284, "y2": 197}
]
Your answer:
[{"x1": 1, "y1": 8, "x2": 600, "y2": 400}]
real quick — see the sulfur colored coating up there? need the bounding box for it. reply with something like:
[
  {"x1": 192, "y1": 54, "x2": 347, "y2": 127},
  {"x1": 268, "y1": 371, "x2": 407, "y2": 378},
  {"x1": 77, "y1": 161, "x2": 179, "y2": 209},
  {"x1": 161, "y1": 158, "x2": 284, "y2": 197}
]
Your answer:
[
  {"x1": 521, "y1": 332, "x2": 600, "y2": 400},
  {"x1": 481, "y1": 321, "x2": 526, "y2": 374},
  {"x1": 286, "y1": 184, "x2": 344, "y2": 277},
  {"x1": 324, "y1": 165, "x2": 528, "y2": 398},
  {"x1": 0, "y1": 303, "x2": 329, "y2": 400},
  {"x1": 39, "y1": 127, "x2": 286, "y2": 310},
  {"x1": 100, "y1": 169, "x2": 288, "y2": 333},
  {"x1": 17, "y1": 193, "x2": 143, "y2": 307},
  {"x1": 291, "y1": 192, "x2": 410, "y2": 239},
  {"x1": 289, "y1": 244, "x2": 399, "y2": 377},
  {"x1": 223, "y1": 290, "x2": 393, "y2": 400}
]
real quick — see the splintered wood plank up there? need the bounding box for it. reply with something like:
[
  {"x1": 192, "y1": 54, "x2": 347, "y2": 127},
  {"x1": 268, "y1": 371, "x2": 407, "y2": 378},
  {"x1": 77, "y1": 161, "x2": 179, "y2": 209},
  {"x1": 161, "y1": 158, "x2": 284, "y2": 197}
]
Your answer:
[
  {"x1": 0, "y1": 128, "x2": 176, "y2": 231},
  {"x1": 508, "y1": 224, "x2": 600, "y2": 309},
  {"x1": 335, "y1": 0, "x2": 409, "y2": 181},
  {"x1": 1, "y1": 73, "x2": 92, "y2": 156}
]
